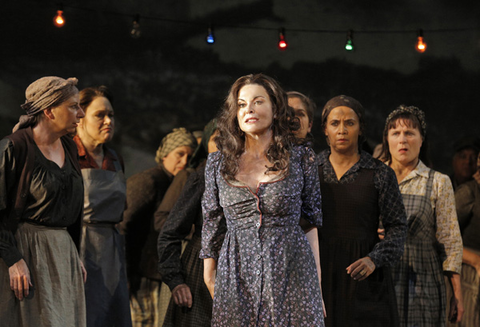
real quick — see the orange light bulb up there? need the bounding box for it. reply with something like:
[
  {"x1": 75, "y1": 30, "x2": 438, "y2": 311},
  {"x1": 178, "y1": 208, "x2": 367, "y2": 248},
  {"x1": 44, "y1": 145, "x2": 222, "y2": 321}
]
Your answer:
[
  {"x1": 54, "y1": 10, "x2": 65, "y2": 28},
  {"x1": 416, "y1": 36, "x2": 427, "y2": 53}
]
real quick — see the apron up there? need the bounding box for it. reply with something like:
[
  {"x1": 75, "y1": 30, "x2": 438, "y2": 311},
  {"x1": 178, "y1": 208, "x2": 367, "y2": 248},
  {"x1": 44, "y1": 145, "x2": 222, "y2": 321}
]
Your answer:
[
  {"x1": 80, "y1": 152, "x2": 132, "y2": 327},
  {"x1": 319, "y1": 167, "x2": 399, "y2": 327},
  {"x1": 392, "y1": 170, "x2": 446, "y2": 327}
]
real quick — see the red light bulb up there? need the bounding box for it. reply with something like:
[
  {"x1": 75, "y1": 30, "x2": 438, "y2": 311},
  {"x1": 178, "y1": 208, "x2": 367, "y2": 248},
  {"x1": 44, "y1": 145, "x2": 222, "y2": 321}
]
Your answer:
[{"x1": 278, "y1": 28, "x2": 287, "y2": 50}]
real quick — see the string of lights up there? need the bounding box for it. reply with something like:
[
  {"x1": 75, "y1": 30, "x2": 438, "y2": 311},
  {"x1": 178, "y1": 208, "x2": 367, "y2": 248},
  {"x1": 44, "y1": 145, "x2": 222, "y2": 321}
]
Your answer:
[{"x1": 48, "y1": 2, "x2": 477, "y2": 53}]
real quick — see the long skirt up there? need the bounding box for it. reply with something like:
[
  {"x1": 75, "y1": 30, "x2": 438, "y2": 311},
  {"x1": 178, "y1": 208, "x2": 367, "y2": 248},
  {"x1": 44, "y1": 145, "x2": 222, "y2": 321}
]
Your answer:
[
  {"x1": 163, "y1": 235, "x2": 212, "y2": 327},
  {"x1": 0, "y1": 222, "x2": 86, "y2": 327},
  {"x1": 81, "y1": 224, "x2": 132, "y2": 327}
]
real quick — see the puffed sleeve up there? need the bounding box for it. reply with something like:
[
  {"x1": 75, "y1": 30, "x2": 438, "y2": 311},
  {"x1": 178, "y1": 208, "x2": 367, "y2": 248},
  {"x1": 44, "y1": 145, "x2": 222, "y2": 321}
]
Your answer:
[
  {"x1": 300, "y1": 146, "x2": 322, "y2": 227},
  {"x1": 368, "y1": 163, "x2": 407, "y2": 268},
  {"x1": 200, "y1": 151, "x2": 226, "y2": 260},
  {"x1": 433, "y1": 172, "x2": 463, "y2": 273},
  {"x1": 0, "y1": 138, "x2": 23, "y2": 267}
]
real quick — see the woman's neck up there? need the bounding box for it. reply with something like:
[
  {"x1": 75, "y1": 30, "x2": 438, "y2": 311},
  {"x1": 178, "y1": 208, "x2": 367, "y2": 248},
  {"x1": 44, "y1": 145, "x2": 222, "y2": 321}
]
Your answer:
[
  {"x1": 329, "y1": 148, "x2": 360, "y2": 166},
  {"x1": 77, "y1": 129, "x2": 105, "y2": 167},
  {"x1": 32, "y1": 121, "x2": 62, "y2": 146},
  {"x1": 328, "y1": 148, "x2": 360, "y2": 180},
  {"x1": 32, "y1": 122, "x2": 65, "y2": 167},
  {"x1": 390, "y1": 158, "x2": 419, "y2": 183},
  {"x1": 243, "y1": 130, "x2": 272, "y2": 158}
]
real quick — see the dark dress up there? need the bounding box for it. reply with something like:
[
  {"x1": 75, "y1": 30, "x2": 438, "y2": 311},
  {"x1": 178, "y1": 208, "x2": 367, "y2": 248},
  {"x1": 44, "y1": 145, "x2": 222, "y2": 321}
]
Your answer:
[
  {"x1": 158, "y1": 162, "x2": 215, "y2": 326},
  {"x1": 119, "y1": 164, "x2": 173, "y2": 326},
  {"x1": 318, "y1": 150, "x2": 406, "y2": 327},
  {"x1": 0, "y1": 131, "x2": 86, "y2": 327},
  {"x1": 200, "y1": 146, "x2": 324, "y2": 327}
]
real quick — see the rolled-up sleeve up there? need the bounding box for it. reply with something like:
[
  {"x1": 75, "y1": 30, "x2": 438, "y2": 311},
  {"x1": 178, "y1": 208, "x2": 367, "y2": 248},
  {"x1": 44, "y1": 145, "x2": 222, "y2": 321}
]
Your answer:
[{"x1": 434, "y1": 173, "x2": 463, "y2": 273}]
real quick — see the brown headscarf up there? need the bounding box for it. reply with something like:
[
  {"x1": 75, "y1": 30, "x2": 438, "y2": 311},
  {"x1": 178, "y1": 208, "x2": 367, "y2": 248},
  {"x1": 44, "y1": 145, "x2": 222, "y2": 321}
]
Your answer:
[
  {"x1": 321, "y1": 95, "x2": 366, "y2": 150},
  {"x1": 14, "y1": 76, "x2": 79, "y2": 132}
]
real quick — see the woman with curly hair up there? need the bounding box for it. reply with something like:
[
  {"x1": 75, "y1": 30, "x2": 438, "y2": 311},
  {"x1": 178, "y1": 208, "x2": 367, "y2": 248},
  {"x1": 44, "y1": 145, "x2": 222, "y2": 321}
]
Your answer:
[{"x1": 200, "y1": 73, "x2": 324, "y2": 326}]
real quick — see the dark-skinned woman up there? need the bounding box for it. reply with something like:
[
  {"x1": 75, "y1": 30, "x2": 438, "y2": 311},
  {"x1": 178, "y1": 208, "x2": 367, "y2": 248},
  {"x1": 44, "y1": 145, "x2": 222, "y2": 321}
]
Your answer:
[{"x1": 318, "y1": 95, "x2": 407, "y2": 327}]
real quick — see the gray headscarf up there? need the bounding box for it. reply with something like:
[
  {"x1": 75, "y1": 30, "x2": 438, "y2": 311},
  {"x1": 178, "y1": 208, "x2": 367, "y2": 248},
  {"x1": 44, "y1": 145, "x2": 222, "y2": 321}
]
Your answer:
[
  {"x1": 155, "y1": 128, "x2": 197, "y2": 164},
  {"x1": 13, "y1": 76, "x2": 79, "y2": 132}
]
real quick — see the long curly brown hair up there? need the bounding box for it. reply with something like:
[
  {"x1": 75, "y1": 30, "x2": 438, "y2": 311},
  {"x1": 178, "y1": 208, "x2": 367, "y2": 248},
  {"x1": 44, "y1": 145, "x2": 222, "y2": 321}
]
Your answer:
[{"x1": 215, "y1": 73, "x2": 299, "y2": 181}]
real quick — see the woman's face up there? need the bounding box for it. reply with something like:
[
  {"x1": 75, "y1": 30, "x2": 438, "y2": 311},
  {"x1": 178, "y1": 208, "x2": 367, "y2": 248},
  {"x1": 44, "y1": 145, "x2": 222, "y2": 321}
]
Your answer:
[
  {"x1": 50, "y1": 93, "x2": 85, "y2": 135},
  {"x1": 236, "y1": 84, "x2": 273, "y2": 137},
  {"x1": 78, "y1": 96, "x2": 114, "y2": 145},
  {"x1": 289, "y1": 96, "x2": 312, "y2": 139},
  {"x1": 387, "y1": 119, "x2": 423, "y2": 166},
  {"x1": 162, "y1": 145, "x2": 194, "y2": 176},
  {"x1": 324, "y1": 106, "x2": 361, "y2": 154}
]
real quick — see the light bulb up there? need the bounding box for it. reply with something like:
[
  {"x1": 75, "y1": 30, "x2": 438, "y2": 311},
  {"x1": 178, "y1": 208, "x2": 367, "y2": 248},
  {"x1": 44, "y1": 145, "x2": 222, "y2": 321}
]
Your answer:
[
  {"x1": 278, "y1": 28, "x2": 287, "y2": 50},
  {"x1": 54, "y1": 10, "x2": 65, "y2": 28},
  {"x1": 415, "y1": 29, "x2": 427, "y2": 53},
  {"x1": 206, "y1": 26, "x2": 215, "y2": 44},
  {"x1": 131, "y1": 15, "x2": 141, "y2": 38},
  {"x1": 345, "y1": 30, "x2": 354, "y2": 51}
]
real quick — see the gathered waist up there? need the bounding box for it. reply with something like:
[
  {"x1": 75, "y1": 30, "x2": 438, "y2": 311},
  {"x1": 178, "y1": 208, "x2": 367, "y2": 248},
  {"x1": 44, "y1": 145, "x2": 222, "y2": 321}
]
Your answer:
[
  {"x1": 226, "y1": 221, "x2": 300, "y2": 231},
  {"x1": 22, "y1": 220, "x2": 67, "y2": 230},
  {"x1": 83, "y1": 221, "x2": 118, "y2": 227}
]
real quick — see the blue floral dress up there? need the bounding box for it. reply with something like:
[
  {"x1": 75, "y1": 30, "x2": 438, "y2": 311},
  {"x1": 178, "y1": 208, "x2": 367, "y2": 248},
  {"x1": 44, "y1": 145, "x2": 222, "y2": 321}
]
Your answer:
[{"x1": 200, "y1": 146, "x2": 324, "y2": 327}]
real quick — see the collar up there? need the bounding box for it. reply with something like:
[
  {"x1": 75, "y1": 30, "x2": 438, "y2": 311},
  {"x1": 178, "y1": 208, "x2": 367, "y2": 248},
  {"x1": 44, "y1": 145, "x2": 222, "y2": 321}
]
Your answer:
[
  {"x1": 400, "y1": 160, "x2": 429, "y2": 183},
  {"x1": 318, "y1": 149, "x2": 376, "y2": 171},
  {"x1": 73, "y1": 135, "x2": 118, "y2": 170}
]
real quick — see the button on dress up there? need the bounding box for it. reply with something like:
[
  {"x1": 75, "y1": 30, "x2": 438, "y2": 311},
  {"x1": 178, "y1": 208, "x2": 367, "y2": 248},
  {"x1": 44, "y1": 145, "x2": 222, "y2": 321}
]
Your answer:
[{"x1": 201, "y1": 146, "x2": 324, "y2": 327}]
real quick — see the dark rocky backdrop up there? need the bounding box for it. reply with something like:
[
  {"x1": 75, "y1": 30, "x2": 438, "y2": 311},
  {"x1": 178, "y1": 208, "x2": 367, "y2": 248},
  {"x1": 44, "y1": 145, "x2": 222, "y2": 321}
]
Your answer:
[{"x1": 1, "y1": 0, "x2": 479, "y2": 176}]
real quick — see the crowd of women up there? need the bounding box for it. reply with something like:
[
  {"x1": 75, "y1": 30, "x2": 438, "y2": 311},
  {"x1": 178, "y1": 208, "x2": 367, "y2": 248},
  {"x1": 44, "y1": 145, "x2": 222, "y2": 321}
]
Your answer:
[{"x1": 0, "y1": 73, "x2": 478, "y2": 327}]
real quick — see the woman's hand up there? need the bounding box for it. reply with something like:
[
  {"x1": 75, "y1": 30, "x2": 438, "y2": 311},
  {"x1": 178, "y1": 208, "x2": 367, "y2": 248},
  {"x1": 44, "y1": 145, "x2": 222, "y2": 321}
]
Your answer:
[
  {"x1": 203, "y1": 258, "x2": 217, "y2": 299},
  {"x1": 79, "y1": 260, "x2": 87, "y2": 283},
  {"x1": 473, "y1": 170, "x2": 480, "y2": 185},
  {"x1": 447, "y1": 272, "x2": 464, "y2": 323},
  {"x1": 171, "y1": 283, "x2": 193, "y2": 308},
  {"x1": 346, "y1": 257, "x2": 376, "y2": 281},
  {"x1": 8, "y1": 259, "x2": 33, "y2": 300},
  {"x1": 377, "y1": 228, "x2": 385, "y2": 240}
]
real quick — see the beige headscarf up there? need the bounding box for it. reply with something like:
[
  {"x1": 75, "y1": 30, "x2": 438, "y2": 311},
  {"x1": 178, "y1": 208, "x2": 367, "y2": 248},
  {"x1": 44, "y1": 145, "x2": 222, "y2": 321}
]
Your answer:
[{"x1": 13, "y1": 76, "x2": 79, "y2": 132}]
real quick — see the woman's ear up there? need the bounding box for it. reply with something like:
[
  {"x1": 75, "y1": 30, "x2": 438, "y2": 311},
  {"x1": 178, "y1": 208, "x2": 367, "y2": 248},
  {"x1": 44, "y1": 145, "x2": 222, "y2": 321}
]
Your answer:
[{"x1": 43, "y1": 108, "x2": 55, "y2": 120}]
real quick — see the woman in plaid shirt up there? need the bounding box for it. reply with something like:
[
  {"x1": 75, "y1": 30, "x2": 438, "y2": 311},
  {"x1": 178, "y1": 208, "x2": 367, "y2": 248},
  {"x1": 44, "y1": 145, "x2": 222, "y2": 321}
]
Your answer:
[{"x1": 382, "y1": 105, "x2": 464, "y2": 326}]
